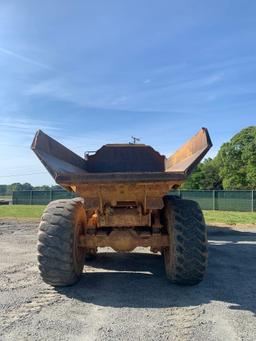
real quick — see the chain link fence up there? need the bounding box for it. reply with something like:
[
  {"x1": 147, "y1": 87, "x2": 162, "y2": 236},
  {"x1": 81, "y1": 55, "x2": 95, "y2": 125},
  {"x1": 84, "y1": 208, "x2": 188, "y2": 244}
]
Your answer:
[
  {"x1": 170, "y1": 190, "x2": 255, "y2": 212},
  {"x1": 12, "y1": 190, "x2": 76, "y2": 205},
  {"x1": 12, "y1": 189, "x2": 256, "y2": 212}
]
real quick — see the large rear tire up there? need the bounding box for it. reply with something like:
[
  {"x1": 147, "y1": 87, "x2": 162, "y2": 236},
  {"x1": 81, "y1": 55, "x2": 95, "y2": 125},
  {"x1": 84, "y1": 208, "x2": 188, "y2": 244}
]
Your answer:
[
  {"x1": 163, "y1": 196, "x2": 208, "y2": 285},
  {"x1": 37, "y1": 198, "x2": 86, "y2": 286}
]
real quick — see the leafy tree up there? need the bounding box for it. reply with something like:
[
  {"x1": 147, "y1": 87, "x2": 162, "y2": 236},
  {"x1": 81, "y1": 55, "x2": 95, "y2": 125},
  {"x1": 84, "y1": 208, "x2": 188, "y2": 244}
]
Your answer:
[
  {"x1": 181, "y1": 158, "x2": 223, "y2": 190},
  {"x1": 217, "y1": 126, "x2": 256, "y2": 189},
  {"x1": 181, "y1": 164, "x2": 204, "y2": 189},
  {"x1": 0, "y1": 183, "x2": 62, "y2": 194},
  {"x1": 8, "y1": 183, "x2": 23, "y2": 193},
  {"x1": 200, "y1": 158, "x2": 223, "y2": 189},
  {"x1": 33, "y1": 185, "x2": 51, "y2": 191},
  {"x1": 22, "y1": 182, "x2": 33, "y2": 191},
  {"x1": 51, "y1": 185, "x2": 62, "y2": 190}
]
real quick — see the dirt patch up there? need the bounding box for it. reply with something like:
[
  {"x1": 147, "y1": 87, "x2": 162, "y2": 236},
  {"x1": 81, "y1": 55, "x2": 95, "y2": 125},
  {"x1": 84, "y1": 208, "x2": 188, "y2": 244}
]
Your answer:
[
  {"x1": 208, "y1": 222, "x2": 256, "y2": 231},
  {"x1": 0, "y1": 220, "x2": 255, "y2": 340}
]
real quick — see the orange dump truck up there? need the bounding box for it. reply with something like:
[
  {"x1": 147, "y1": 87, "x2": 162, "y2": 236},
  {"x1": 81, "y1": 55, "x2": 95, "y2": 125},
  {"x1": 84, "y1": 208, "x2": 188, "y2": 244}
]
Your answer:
[{"x1": 32, "y1": 128, "x2": 212, "y2": 286}]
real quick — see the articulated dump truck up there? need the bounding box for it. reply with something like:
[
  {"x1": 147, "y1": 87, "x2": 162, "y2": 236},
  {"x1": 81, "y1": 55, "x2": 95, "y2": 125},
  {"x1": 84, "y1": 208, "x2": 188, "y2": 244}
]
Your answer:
[{"x1": 32, "y1": 128, "x2": 212, "y2": 286}]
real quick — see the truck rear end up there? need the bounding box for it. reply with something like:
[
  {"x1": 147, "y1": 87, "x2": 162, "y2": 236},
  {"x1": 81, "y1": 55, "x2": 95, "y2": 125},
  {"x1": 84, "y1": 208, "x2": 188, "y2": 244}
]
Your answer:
[{"x1": 32, "y1": 128, "x2": 212, "y2": 286}]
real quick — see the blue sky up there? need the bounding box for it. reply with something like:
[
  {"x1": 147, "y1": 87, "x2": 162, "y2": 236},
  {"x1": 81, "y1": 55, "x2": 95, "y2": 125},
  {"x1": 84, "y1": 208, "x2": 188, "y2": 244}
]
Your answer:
[{"x1": 0, "y1": 0, "x2": 255, "y2": 185}]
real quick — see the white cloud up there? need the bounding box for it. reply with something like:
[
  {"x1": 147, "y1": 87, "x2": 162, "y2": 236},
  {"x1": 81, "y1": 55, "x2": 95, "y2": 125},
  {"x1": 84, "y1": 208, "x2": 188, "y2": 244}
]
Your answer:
[
  {"x1": 111, "y1": 96, "x2": 128, "y2": 105},
  {"x1": 0, "y1": 117, "x2": 60, "y2": 133},
  {"x1": 26, "y1": 77, "x2": 131, "y2": 110},
  {"x1": 143, "y1": 79, "x2": 151, "y2": 84},
  {"x1": 0, "y1": 118, "x2": 58, "y2": 185},
  {"x1": 0, "y1": 47, "x2": 52, "y2": 70}
]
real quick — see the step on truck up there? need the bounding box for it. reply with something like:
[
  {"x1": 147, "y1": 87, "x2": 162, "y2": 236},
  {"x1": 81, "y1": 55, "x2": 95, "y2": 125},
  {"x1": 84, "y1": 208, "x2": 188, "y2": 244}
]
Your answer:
[{"x1": 32, "y1": 128, "x2": 212, "y2": 286}]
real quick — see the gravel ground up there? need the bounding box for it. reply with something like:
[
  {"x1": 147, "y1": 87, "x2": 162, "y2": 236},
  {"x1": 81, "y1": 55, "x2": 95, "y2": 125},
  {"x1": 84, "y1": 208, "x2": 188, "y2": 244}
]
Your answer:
[{"x1": 0, "y1": 219, "x2": 255, "y2": 341}]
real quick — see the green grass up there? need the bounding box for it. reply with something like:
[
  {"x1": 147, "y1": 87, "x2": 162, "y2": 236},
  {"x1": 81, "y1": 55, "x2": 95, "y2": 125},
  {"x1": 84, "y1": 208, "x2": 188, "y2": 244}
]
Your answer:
[
  {"x1": 0, "y1": 205, "x2": 45, "y2": 219},
  {"x1": 203, "y1": 210, "x2": 256, "y2": 225},
  {"x1": 0, "y1": 205, "x2": 255, "y2": 225}
]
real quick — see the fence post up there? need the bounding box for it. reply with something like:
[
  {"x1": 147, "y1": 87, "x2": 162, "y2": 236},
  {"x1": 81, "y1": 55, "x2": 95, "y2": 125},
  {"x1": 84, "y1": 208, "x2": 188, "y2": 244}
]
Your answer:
[
  {"x1": 29, "y1": 191, "x2": 32, "y2": 205},
  {"x1": 252, "y1": 190, "x2": 254, "y2": 212},
  {"x1": 212, "y1": 190, "x2": 216, "y2": 210}
]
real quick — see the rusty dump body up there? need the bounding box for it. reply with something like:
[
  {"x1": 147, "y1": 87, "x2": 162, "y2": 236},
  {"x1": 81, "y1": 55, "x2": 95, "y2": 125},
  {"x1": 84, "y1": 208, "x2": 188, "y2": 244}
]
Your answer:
[{"x1": 32, "y1": 128, "x2": 212, "y2": 254}]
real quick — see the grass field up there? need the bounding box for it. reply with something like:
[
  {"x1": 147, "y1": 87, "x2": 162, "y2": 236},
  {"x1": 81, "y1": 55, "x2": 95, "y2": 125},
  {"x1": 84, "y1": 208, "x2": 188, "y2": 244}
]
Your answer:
[
  {"x1": 203, "y1": 210, "x2": 256, "y2": 225},
  {"x1": 0, "y1": 205, "x2": 45, "y2": 219},
  {"x1": 0, "y1": 205, "x2": 255, "y2": 225}
]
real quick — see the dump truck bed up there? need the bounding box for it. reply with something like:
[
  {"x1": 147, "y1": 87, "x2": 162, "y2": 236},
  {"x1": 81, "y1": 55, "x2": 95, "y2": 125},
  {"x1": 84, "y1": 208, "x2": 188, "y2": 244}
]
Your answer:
[
  {"x1": 32, "y1": 127, "x2": 212, "y2": 211},
  {"x1": 31, "y1": 128, "x2": 212, "y2": 185}
]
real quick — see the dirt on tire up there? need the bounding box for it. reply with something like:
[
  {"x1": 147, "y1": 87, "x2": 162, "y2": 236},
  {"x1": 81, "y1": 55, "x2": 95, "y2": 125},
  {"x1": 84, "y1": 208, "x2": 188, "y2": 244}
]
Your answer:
[
  {"x1": 163, "y1": 196, "x2": 207, "y2": 285},
  {"x1": 38, "y1": 199, "x2": 85, "y2": 286}
]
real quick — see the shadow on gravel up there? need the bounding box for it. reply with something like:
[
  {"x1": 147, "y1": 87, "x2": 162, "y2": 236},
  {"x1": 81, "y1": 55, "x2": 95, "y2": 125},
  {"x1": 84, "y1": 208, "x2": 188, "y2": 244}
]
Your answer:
[{"x1": 57, "y1": 227, "x2": 256, "y2": 315}]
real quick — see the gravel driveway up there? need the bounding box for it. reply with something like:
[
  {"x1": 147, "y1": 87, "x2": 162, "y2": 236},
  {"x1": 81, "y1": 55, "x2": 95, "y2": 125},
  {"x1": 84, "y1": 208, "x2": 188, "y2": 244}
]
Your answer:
[{"x1": 0, "y1": 220, "x2": 255, "y2": 341}]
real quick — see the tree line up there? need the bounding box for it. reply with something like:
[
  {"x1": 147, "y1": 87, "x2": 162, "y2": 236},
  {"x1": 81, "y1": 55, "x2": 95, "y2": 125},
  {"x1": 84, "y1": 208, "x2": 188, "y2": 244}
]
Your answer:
[
  {"x1": 182, "y1": 126, "x2": 256, "y2": 190},
  {"x1": 0, "y1": 184, "x2": 62, "y2": 196}
]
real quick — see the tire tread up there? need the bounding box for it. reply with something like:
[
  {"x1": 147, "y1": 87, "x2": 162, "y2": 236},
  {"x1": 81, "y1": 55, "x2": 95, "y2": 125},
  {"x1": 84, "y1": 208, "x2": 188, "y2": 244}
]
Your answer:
[
  {"x1": 163, "y1": 196, "x2": 208, "y2": 285},
  {"x1": 37, "y1": 198, "x2": 85, "y2": 286}
]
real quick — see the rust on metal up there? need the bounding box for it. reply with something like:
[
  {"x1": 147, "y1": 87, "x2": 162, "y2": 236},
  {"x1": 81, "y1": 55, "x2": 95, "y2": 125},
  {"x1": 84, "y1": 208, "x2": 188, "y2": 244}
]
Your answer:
[
  {"x1": 79, "y1": 228, "x2": 169, "y2": 252},
  {"x1": 165, "y1": 128, "x2": 212, "y2": 174},
  {"x1": 31, "y1": 128, "x2": 212, "y2": 188},
  {"x1": 32, "y1": 127, "x2": 212, "y2": 253}
]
